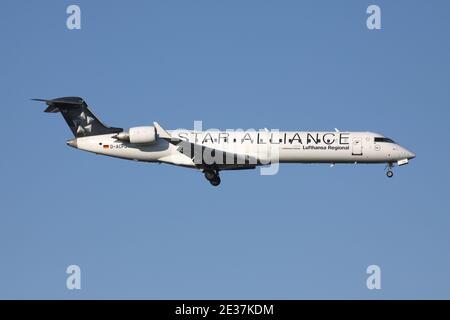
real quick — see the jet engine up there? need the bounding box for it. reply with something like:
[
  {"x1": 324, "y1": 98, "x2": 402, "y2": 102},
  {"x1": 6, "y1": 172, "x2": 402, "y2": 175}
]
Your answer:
[{"x1": 116, "y1": 126, "x2": 157, "y2": 144}]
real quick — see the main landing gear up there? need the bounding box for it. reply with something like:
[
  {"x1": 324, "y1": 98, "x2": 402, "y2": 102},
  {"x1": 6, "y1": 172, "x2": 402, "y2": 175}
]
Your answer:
[
  {"x1": 386, "y1": 163, "x2": 394, "y2": 178},
  {"x1": 204, "y1": 169, "x2": 221, "y2": 186}
]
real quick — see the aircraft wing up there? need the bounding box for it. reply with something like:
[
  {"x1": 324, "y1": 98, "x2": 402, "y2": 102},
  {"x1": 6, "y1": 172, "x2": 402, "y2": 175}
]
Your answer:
[{"x1": 153, "y1": 122, "x2": 257, "y2": 170}]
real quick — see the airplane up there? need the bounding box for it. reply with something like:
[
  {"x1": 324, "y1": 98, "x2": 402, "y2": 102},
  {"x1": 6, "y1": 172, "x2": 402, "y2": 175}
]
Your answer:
[{"x1": 34, "y1": 97, "x2": 415, "y2": 186}]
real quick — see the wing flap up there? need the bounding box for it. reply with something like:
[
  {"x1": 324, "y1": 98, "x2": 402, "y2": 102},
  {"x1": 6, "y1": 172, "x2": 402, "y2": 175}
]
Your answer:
[{"x1": 153, "y1": 122, "x2": 258, "y2": 169}]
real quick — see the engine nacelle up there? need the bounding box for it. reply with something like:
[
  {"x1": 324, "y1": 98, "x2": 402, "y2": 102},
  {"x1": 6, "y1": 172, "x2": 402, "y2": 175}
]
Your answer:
[{"x1": 116, "y1": 126, "x2": 157, "y2": 144}]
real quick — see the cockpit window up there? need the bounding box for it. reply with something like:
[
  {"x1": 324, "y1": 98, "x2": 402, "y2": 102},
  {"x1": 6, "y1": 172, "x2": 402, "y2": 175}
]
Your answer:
[{"x1": 374, "y1": 137, "x2": 395, "y2": 143}]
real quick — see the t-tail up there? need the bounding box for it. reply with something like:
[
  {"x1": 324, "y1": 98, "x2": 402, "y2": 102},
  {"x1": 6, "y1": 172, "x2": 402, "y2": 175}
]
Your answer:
[{"x1": 32, "y1": 97, "x2": 123, "y2": 137}]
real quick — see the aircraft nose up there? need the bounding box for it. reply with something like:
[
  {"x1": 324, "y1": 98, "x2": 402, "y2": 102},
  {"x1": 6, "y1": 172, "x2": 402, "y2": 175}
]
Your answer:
[{"x1": 405, "y1": 149, "x2": 416, "y2": 159}]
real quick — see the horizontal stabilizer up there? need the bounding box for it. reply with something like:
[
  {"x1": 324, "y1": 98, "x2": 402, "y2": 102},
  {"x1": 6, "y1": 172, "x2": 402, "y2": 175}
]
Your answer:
[
  {"x1": 33, "y1": 97, "x2": 123, "y2": 137},
  {"x1": 32, "y1": 97, "x2": 84, "y2": 107}
]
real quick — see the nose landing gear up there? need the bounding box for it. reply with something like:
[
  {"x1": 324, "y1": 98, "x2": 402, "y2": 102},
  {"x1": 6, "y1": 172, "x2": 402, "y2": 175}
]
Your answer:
[
  {"x1": 386, "y1": 163, "x2": 394, "y2": 178},
  {"x1": 204, "y1": 169, "x2": 221, "y2": 186}
]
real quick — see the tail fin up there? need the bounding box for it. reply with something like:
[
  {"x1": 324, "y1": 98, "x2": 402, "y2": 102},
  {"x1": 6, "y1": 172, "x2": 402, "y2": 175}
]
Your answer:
[{"x1": 33, "y1": 97, "x2": 123, "y2": 137}]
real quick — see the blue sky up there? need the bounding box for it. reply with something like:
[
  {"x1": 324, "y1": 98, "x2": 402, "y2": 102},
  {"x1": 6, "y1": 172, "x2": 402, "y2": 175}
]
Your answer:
[{"x1": 1, "y1": 0, "x2": 449, "y2": 299}]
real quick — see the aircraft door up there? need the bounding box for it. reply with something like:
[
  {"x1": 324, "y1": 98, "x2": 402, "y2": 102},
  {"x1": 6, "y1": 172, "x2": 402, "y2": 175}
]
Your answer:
[{"x1": 352, "y1": 137, "x2": 363, "y2": 155}]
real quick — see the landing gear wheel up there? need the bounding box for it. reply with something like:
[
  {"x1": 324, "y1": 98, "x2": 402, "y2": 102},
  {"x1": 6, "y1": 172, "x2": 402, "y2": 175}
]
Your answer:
[
  {"x1": 386, "y1": 170, "x2": 394, "y2": 178},
  {"x1": 204, "y1": 170, "x2": 216, "y2": 181},
  {"x1": 204, "y1": 169, "x2": 221, "y2": 186},
  {"x1": 210, "y1": 177, "x2": 221, "y2": 186}
]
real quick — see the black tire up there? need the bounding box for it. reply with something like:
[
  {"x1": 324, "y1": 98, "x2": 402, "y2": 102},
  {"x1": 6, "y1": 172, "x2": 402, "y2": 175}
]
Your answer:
[
  {"x1": 210, "y1": 177, "x2": 221, "y2": 186},
  {"x1": 204, "y1": 170, "x2": 216, "y2": 181},
  {"x1": 386, "y1": 170, "x2": 393, "y2": 178}
]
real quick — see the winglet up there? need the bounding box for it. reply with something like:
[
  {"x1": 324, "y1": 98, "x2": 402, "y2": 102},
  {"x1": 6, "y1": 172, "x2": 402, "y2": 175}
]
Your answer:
[{"x1": 153, "y1": 122, "x2": 172, "y2": 139}]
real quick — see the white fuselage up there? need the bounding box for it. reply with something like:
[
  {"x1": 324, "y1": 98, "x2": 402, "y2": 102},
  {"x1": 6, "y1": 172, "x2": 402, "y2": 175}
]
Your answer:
[{"x1": 71, "y1": 130, "x2": 415, "y2": 169}]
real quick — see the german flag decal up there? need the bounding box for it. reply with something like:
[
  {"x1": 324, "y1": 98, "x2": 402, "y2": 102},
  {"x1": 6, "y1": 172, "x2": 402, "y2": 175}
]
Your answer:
[{"x1": 103, "y1": 145, "x2": 110, "y2": 149}]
